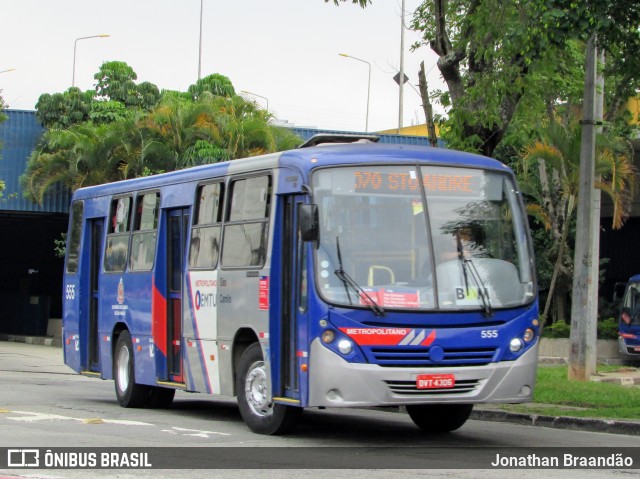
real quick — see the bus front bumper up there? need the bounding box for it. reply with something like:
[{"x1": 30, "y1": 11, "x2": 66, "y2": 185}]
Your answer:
[{"x1": 307, "y1": 338, "x2": 539, "y2": 408}]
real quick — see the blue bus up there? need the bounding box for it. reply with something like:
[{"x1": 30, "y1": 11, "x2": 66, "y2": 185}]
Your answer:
[
  {"x1": 62, "y1": 135, "x2": 539, "y2": 435},
  {"x1": 618, "y1": 275, "x2": 640, "y2": 358}
]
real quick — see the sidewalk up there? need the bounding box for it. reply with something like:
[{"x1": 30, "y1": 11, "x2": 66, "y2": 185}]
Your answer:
[{"x1": 2, "y1": 335, "x2": 640, "y2": 435}]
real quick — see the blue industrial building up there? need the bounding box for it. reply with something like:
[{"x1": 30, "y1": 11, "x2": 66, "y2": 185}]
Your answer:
[{"x1": 0, "y1": 110, "x2": 70, "y2": 335}]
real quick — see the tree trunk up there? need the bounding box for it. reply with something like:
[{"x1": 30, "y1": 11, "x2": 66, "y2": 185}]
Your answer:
[{"x1": 418, "y1": 62, "x2": 438, "y2": 147}]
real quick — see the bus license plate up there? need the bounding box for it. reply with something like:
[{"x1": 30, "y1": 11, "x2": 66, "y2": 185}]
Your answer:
[{"x1": 416, "y1": 374, "x2": 455, "y2": 389}]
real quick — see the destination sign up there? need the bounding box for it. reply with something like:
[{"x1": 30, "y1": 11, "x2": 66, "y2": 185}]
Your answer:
[{"x1": 353, "y1": 170, "x2": 481, "y2": 196}]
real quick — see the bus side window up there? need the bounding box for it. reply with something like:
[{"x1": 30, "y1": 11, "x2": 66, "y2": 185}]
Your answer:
[
  {"x1": 105, "y1": 196, "x2": 132, "y2": 272},
  {"x1": 189, "y1": 182, "x2": 224, "y2": 269},
  {"x1": 221, "y1": 175, "x2": 272, "y2": 268},
  {"x1": 130, "y1": 192, "x2": 159, "y2": 271},
  {"x1": 66, "y1": 201, "x2": 84, "y2": 274}
]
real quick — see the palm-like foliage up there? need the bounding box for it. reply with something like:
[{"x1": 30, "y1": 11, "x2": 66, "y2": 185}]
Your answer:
[
  {"x1": 22, "y1": 90, "x2": 303, "y2": 202},
  {"x1": 21, "y1": 123, "x2": 131, "y2": 202},
  {"x1": 518, "y1": 121, "x2": 637, "y2": 324}
]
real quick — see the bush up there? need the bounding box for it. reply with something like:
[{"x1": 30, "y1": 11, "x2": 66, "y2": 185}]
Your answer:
[
  {"x1": 541, "y1": 318, "x2": 619, "y2": 339},
  {"x1": 598, "y1": 317, "x2": 619, "y2": 340},
  {"x1": 542, "y1": 321, "x2": 570, "y2": 338}
]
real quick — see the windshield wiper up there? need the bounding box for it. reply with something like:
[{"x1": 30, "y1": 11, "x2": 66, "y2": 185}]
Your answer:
[
  {"x1": 335, "y1": 236, "x2": 384, "y2": 316},
  {"x1": 457, "y1": 232, "x2": 493, "y2": 317}
]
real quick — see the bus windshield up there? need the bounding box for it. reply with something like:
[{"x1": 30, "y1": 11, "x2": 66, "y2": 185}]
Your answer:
[{"x1": 311, "y1": 164, "x2": 534, "y2": 312}]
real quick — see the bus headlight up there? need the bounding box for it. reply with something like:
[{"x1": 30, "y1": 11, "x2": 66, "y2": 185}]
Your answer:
[
  {"x1": 337, "y1": 339, "x2": 353, "y2": 355},
  {"x1": 509, "y1": 338, "x2": 524, "y2": 352},
  {"x1": 321, "y1": 330, "x2": 335, "y2": 344},
  {"x1": 523, "y1": 328, "x2": 535, "y2": 342}
]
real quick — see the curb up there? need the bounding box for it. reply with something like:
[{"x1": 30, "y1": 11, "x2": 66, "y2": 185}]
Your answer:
[
  {"x1": 471, "y1": 408, "x2": 640, "y2": 436},
  {"x1": 0, "y1": 334, "x2": 62, "y2": 348}
]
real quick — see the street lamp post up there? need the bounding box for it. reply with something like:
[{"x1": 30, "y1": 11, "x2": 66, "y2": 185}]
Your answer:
[
  {"x1": 198, "y1": 0, "x2": 204, "y2": 80},
  {"x1": 72, "y1": 34, "x2": 110, "y2": 87},
  {"x1": 241, "y1": 90, "x2": 269, "y2": 111},
  {"x1": 339, "y1": 53, "x2": 371, "y2": 132}
]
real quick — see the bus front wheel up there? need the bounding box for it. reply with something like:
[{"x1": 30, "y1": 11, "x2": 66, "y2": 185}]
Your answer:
[
  {"x1": 236, "y1": 343, "x2": 302, "y2": 435},
  {"x1": 406, "y1": 403, "x2": 473, "y2": 433},
  {"x1": 114, "y1": 330, "x2": 150, "y2": 408}
]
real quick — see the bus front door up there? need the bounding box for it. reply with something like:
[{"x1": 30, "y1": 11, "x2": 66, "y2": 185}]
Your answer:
[
  {"x1": 167, "y1": 208, "x2": 190, "y2": 384},
  {"x1": 277, "y1": 195, "x2": 308, "y2": 402}
]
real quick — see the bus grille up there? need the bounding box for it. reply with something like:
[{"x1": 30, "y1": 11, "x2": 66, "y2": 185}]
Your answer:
[
  {"x1": 369, "y1": 347, "x2": 496, "y2": 367},
  {"x1": 384, "y1": 379, "x2": 481, "y2": 395}
]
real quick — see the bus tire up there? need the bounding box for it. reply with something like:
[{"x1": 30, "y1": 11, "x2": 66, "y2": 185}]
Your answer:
[
  {"x1": 236, "y1": 342, "x2": 302, "y2": 435},
  {"x1": 406, "y1": 403, "x2": 473, "y2": 433},
  {"x1": 114, "y1": 330, "x2": 150, "y2": 408}
]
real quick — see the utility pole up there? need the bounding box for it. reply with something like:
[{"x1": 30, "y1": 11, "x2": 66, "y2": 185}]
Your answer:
[
  {"x1": 587, "y1": 48, "x2": 605, "y2": 370},
  {"x1": 198, "y1": 0, "x2": 204, "y2": 80},
  {"x1": 397, "y1": 0, "x2": 405, "y2": 133},
  {"x1": 568, "y1": 35, "x2": 598, "y2": 381}
]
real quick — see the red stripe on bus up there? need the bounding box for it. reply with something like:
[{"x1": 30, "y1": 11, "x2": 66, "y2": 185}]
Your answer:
[{"x1": 152, "y1": 279, "x2": 167, "y2": 356}]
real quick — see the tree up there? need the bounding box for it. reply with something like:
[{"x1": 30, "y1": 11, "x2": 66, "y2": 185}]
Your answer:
[
  {"x1": 0, "y1": 90, "x2": 7, "y2": 124},
  {"x1": 23, "y1": 89, "x2": 303, "y2": 200},
  {"x1": 89, "y1": 100, "x2": 129, "y2": 124},
  {"x1": 188, "y1": 74, "x2": 235, "y2": 100},
  {"x1": 518, "y1": 120, "x2": 637, "y2": 326},
  {"x1": 409, "y1": 1, "x2": 586, "y2": 156},
  {"x1": 20, "y1": 122, "x2": 131, "y2": 203},
  {"x1": 94, "y1": 61, "x2": 139, "y2": 106},
  {"x1": 35, "y1": 87, "x2": 93, "y2": 129},
  {"x1": 94, "y1": 61, "x2": 160, "y2": 109}
]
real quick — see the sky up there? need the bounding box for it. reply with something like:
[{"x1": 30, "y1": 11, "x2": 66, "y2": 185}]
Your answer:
[{"x1": 0, "y1": 0, "x2": 445, "y2": 133}]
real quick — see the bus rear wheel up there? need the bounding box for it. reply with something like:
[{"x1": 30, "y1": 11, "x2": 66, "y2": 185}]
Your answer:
[
  {"x1": 114, "y1": 330, "x2": 150, "y2": 408},
  {"x1": 406, "y1": 403, "x2": 473, "y2": 433},
  {"x1": 236, "y1": 343, "x2": 302, "y2": 435}
]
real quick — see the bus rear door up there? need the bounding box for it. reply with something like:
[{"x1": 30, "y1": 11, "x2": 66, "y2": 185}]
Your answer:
[
  {"x1": 154, "y1": 208, "x2": 190, "y2": 385},
  {"x1": 86, "y1": 219, "x2": 103, "y2": 373}
]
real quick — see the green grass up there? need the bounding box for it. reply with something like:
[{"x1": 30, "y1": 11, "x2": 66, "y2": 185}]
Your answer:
[{"x1": 499, "y1": 365, "x2": 640, "y2": 420}]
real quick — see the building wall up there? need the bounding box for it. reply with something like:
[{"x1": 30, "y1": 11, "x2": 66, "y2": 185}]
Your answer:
[
  {"x1": 0, "y1": 110, "x2": 70, "y2": 213},
  {"x1": 290, "y1": 126, "x2": 444, "y2": 147},
  {"x1": 0, "y1": 110, "x2": 70, "y2": 333}
]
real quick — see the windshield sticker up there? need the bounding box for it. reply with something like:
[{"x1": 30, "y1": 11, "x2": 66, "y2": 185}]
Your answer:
[{"x1": 359, "y1": 287, "x2": 421, "y2": 308}]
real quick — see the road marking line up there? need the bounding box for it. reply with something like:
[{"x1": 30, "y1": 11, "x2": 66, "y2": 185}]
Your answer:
[
  {"x1": 171, "y1": 426, "x2": 230, "y2": 437},
  {"x1": 6, "y1": 410, "x2": 152, "y2": 426}
]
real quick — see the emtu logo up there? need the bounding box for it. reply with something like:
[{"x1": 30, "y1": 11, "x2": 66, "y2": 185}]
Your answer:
[{"x1": 194, "y1": 290, "x2": 216, "y2": 310}]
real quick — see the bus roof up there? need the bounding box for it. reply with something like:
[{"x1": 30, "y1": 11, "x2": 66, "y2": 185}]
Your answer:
[
  {"x1": 281, "y1": 142, "x2": 509, "y2": 172},
  {"x1": 71, "y1": 143, "x2": 510, "y2": 200}
]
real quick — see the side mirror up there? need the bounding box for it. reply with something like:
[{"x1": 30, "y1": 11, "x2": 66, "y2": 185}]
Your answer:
[{"x1": 298, "y1": 204, "x2": 319, "y2": 242}]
